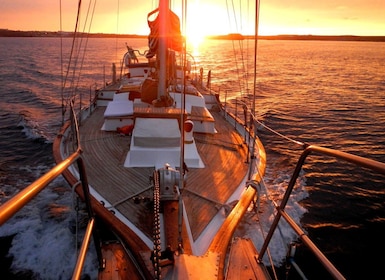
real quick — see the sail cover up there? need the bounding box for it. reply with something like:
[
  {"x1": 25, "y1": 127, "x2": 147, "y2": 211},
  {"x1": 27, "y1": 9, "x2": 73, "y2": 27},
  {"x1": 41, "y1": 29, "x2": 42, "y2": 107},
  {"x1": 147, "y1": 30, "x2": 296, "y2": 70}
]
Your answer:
[{"x1": 146, "y1": 8, "x2": 183, "y2": 58}]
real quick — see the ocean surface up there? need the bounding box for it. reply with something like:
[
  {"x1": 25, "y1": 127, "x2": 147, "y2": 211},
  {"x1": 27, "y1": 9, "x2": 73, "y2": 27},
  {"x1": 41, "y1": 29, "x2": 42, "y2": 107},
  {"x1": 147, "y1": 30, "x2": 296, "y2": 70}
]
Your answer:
[{"x1": 0, "y1": 37, "x2": 385, "y2": 279}]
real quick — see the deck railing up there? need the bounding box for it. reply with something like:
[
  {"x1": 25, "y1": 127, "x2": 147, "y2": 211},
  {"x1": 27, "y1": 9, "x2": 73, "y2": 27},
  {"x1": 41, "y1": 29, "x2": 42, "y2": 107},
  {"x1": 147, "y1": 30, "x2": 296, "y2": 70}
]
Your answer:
[
  {"x1": 0, "y1": 100, "x2": 103, "y2": 280},
  {"x1": 0, "y1": 148, "x2": 103, "y2": 280},
  {"x1": 257, "y1": 144, "x2": 385, "y2": 280},
  {"x1": 221, "y1": 98, "x2": 385, "y2": 279}
]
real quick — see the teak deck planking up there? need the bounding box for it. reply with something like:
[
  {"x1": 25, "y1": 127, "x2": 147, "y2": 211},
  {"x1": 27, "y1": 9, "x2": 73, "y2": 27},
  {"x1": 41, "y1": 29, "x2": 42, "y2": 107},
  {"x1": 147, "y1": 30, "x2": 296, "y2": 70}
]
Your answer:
[{"x1": 77, "y1": 105, "x2": 249, "y2": 249}]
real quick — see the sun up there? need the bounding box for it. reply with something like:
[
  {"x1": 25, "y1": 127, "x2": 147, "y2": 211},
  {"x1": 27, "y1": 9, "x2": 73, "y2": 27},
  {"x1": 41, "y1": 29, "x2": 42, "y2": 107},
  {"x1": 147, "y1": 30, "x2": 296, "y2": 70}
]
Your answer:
[
  {"x1": 179, "y1": 1, "x2": 232, "y2": 47},
  {"x1": 183, "y1": 1, "x2": 211, "y2": 47},
  {"x1": 186, "y1": 26, "x2": 206, "y2": 47}
]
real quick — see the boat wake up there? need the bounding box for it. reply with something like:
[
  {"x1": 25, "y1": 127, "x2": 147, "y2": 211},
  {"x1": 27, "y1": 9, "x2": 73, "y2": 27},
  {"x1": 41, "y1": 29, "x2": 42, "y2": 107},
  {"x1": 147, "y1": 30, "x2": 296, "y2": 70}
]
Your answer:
[
  {"x1": 0, "y1": 174, "x2": 99, "y2": 279},
  {"x1": 238, "y1": 169, "x2": 309, "y2": 267},
  {"x1": 17, "y1": 110, "x2": 62, "y2": 144}
]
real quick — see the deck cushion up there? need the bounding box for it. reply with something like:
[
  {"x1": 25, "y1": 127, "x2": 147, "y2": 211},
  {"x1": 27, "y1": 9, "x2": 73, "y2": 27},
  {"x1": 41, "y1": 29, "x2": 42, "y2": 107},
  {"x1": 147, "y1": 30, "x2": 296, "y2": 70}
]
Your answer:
[
  {"x1": 104, "y1": 100, "x2": 134, "y2": 118},
  {"x1": 133, "y1": 118, "x2": 180, "y2": 147}
]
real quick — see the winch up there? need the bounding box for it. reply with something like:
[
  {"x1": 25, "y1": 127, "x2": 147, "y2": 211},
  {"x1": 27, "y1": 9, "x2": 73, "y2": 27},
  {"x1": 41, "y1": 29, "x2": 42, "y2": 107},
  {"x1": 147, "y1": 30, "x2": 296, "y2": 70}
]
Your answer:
[{"x1": 157, "y1": 163, "x2": 182, "y2": 201}]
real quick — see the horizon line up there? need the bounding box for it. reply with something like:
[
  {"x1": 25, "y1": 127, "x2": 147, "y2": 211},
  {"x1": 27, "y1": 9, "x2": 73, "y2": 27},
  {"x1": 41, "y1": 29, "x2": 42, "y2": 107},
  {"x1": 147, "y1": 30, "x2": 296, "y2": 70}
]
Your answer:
[{"x1": 1, "y1": 29, "x2": 385, "y2": 39}]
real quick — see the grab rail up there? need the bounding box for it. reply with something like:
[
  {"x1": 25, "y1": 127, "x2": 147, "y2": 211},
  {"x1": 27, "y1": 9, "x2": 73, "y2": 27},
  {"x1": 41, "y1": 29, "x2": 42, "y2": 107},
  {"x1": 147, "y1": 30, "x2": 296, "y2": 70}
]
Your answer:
[
  {"x1": 0, "y1": 148, "x2": 103, "y2": 280},
  {"x1": 257, "y1": 144, "x2": 385, "y2": 280},
  {"x1": 72, "y1": 217, "x2": 97, "y2": 280},
  {"x1": 0, "y1": 149, "x2": 81, "y2": 225}
]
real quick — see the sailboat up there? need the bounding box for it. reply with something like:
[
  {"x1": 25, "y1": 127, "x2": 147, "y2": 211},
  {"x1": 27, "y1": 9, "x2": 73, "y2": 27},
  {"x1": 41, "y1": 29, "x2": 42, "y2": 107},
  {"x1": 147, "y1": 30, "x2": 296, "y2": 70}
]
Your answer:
[
  {"x1": 53, "y1": 1, "x2": 270, "y2": 278},
  {"x1": 1, "y1": 0, "x2": 385, "y2": 279},
  {"x1": 50, "y1": 1, "x2": 273, "y2": 278}
]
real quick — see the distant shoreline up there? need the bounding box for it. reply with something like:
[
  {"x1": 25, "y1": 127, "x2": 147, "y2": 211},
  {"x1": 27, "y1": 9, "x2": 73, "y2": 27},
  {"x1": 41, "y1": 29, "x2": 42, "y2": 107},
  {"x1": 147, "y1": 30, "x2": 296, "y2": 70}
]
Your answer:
[{"x1": 1, "y1": 29, "x2": 385, "y2": 42}]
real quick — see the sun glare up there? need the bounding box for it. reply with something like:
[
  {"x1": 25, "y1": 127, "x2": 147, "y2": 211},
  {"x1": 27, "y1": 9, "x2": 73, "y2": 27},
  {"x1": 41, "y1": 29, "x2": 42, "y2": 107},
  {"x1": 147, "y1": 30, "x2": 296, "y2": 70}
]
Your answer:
[
  {"x1": 186, "y1": 27, "x2": 206, "y2": 48},
  {"x1": 184, "y1": 2, "x2": 208, "y2": 48}
]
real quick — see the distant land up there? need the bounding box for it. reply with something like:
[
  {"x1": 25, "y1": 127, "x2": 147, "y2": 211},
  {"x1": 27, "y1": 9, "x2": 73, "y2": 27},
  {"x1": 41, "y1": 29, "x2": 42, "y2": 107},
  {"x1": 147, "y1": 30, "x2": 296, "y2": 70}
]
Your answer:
[
  {"x1": 1, "y1": 29, "x2": 385, "y2": 42},
  {"x1": 211, "y1": 33, "x2": 385, "y2": 42}
]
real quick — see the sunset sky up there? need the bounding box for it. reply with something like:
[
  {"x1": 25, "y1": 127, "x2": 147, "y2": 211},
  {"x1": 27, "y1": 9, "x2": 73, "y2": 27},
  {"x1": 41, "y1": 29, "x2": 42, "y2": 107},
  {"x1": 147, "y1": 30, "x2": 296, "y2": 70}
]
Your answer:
[{"x1": 0, "y1": 0, "x2": 384, "y2": 37}]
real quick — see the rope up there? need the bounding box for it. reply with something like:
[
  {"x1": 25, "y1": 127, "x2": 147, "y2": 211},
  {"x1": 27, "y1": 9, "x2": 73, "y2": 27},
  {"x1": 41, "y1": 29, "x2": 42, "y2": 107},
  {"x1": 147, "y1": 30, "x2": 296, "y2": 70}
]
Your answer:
[
  {"x1": 255, "y1": 117, "x2": 304, "y2": 147},
  {"x1": 235, "y1": 98, "x2": 306, "y2": 148}
]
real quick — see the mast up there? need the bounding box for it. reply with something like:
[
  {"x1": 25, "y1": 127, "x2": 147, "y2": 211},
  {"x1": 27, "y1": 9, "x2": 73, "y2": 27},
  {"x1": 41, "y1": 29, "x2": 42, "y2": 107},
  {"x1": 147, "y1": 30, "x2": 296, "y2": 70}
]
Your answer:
[{"x1": 158, "y1": 0, "x2": 169, "y2": 99}]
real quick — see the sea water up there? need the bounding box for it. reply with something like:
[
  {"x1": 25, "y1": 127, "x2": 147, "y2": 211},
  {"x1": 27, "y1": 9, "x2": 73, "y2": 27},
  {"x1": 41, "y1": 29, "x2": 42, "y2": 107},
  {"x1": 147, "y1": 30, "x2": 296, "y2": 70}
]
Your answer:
[{"x1": 0, "y1": 37, "x2": 385, "y2": 279}]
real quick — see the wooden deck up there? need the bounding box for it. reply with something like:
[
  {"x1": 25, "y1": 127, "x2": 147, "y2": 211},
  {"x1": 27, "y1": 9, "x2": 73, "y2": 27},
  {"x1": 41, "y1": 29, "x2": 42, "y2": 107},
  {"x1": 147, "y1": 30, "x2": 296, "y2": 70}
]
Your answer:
[
  {"x1": 226, "y1": 238, "x2": 272, "y2": 280},
  {"x1": 77, "y1": 104, "x2": 249, "y2": 252},
  {"x1": 99, "y1": 242, "x2": 143, "y2": 280}
]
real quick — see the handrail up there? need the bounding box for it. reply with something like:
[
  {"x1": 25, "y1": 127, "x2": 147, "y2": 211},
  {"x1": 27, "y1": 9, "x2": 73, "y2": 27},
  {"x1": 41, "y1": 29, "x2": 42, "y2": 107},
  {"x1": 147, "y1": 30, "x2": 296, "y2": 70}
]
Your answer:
[
  {"x1": 0, "y1": 148, "x2": 81, "y2": 226},
  {"x1": 72, "y1": 217, "x2": 96, "y2": 280},
  {"x1": 0, "y1": 147, "x2": 104, "y2": 280},
  {"x1": 257, "y1": 144, "x2": 385, "y2": 280}
]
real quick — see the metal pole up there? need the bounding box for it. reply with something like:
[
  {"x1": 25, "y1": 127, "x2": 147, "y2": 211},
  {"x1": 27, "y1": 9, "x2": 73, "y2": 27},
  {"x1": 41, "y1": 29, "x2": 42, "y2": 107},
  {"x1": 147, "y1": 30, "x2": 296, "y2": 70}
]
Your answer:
[
  {"x1": 157, "y1": 0, "x2": 169, "y2": 99},
  {"x1": 77, "y1": 157, "x2": 104, "y2": 270},
  {"x1": 71, "y1": 218, "x2": 96, "y2": 280},
  {"x1": 0, "y1": 150, "x2": 81, "y2": 226}
]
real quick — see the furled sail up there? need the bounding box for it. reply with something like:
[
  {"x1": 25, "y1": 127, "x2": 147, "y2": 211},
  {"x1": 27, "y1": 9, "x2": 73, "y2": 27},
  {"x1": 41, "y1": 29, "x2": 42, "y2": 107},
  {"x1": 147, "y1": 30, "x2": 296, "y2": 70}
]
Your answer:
[{"x1": 146, "y1": 7, "x2": 183, "y2": 58}]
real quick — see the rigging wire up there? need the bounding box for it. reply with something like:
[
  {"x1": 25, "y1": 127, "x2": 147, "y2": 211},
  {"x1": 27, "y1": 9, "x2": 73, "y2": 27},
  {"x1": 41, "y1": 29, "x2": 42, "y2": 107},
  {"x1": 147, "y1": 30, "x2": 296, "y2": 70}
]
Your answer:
[
  {"x1": 256, "y1": 117, "x2": 305, "y2": 147},
  {"x1": 224, "y1": 5, "x2": 307, "y2": 271},
  {"x1": 236, "y1": 0, "x2": 251, "y2": 98},
  {"x1": 225, "y1": 0, "x2": 260, "y2": 125},
  {"x1": 60, "y1": 0, "x2": 97, "y2": 119},
  {"x1": 115, "y1": 0, "x2": 120, "y2": 61},
  {"x1": 60, "y1": 0, "x2": 82, "y2": 119},
  {"x1": 248, "y1": 130, "x2": 292, "y2": 280},
  {"x1": 60, "y1": 0, "x2": 64, "y2": 124},
  {"x1": 73, "y1": 0, "x2": 97, "y2": 103},
  {"x1": 226, "y1": 0, "x2": 246, "y2": 100},
  {"x1": 248, "y1": 178, "x2": 279, "y2": 280},
  {"x1": 253, "y1": 0, "x2": 260, "y2": 115},
  {"x1": 179, "y1": 0, "x2": 188, "y2": 250}
]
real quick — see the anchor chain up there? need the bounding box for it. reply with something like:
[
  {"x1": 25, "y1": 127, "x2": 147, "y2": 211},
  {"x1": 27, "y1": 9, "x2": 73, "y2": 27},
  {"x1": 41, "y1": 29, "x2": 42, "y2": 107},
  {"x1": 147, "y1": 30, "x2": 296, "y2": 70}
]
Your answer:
[{"x1": 152, "y1": 170, "x2": 161, "y2": 279}]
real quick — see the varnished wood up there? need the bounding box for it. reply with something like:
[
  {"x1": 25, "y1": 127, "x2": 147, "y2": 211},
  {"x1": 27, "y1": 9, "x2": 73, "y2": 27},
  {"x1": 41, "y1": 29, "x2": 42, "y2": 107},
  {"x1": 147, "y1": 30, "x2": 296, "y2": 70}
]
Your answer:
[
  {"x1": 226, "y1": 238, "x2": 271, "y2": 280},
  {"x1": 57, "y1": 100, "x2": 270, "y2": 279},
  {"x1": 163, "y1": 200, "x2": 192, "y2": 254},
  {"x1": 98, "y1": 242, "x2": 143, "y2": 280},
  {"x1": 76, "y1": 105, "x2": 249, "y2": 245}
]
